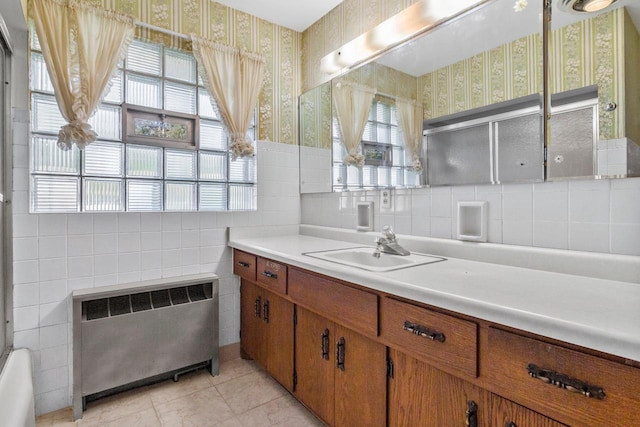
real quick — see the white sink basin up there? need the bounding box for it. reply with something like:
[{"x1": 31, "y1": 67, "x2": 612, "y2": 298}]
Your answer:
[{"x1": 303, "y1": 247, "x2": 446, "y2": 272}]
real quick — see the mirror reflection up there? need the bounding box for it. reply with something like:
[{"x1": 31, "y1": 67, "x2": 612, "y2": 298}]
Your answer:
[{"x1": 548, "y1": 0, "x2": 640, "y2": 179}]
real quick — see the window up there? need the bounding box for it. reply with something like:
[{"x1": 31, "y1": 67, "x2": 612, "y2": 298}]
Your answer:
[
  {"x1": 29, "y1": 37, "x2": 256, "y2": 212},
  {"x1": 332, "y1": 97, "x2": 420, "y2": 190}
]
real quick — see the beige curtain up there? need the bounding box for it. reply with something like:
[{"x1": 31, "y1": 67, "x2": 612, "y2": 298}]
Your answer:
[
  {"x1": 31, "y1": 0, "x2": 134, "y2": 150},
  {"x1": 332, "y1": 82, "x2": 375, "y2": 167},
  {"x1": 191, "y1": 36, "x2": 265, "y2": 159},
  {"x1": 396, "y1": 98, "x2": 424, "y2": 172}
]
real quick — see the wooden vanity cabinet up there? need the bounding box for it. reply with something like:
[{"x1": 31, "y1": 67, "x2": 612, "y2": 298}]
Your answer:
[
  {"x1": 389, "y1": 348, "x2": 566, "y2": 427},
  {"x1": 295, "y1": 306, "x2": 386, "y2": 427},
  {"x1": 239, "y1": 279, "x2": 294, "y2": 391},
  {"x1": 388, "y1": 348, "x2": 488, "y2": 426}
]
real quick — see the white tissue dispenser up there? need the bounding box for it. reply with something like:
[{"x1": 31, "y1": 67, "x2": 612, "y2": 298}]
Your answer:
[{"x1": 457, "y1": 201, "x2": 488, "y2": 242}]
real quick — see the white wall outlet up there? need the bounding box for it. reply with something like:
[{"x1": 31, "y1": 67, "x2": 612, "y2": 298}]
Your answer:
[{"x1": 381, "y1": 190, "x2": 392, "y2": 209}]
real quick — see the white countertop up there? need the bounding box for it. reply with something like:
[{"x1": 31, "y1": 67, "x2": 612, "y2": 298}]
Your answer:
[{"x1": 228, "y1": 225, "x2": 640, "y2": 363}]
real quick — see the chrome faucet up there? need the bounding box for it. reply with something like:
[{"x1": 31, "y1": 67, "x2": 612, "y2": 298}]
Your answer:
[{"x1": 374, "y1": 225, "x2": 410, "y2": 256}]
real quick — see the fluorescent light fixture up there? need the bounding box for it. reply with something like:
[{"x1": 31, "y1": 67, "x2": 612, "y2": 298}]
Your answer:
[{"x1": 320, "y1": 0, "x2": 487, "y2": 75}]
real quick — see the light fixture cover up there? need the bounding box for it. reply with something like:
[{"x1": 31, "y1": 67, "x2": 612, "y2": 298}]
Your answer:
[{"x1": 558, "y1": 0, "x2": 617, "y2": 13}]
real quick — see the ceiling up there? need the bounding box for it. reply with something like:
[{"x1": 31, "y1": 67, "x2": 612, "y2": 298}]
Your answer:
[{"x1": 212, "y1": 0, "x2": 344, "y2": 32}]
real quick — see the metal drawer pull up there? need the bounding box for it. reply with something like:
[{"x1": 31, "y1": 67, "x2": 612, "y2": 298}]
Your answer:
[
  {"x1": 263, "y1": 300, "x2": 270, "y2": 323},
  {"x1": 238, "y1": 261, "x2": 250, "y2": 268},
  {"x1": 465, "y1": 400, "x2": 478, "y2": 427},
  {"x1": 527, "y1": 363, "x2": 606, "y2": 400},
  {"x1": 505, "y1": 422, "x2": 517, "y2": 427},
  {"x1": 254, "y1": 296, "x2": 261, "y2": 318},
  {"x1": 262, "y1": 270, "x2": 278, "y2": 279},
  {"x1": 403, "y1": 320, "x2": 446, "y2": 342},
  {"x1": 336, "y1": 337, "x2": 345, "y2": 371},
  {"x1": 321, "y1": 328, "x2": 330, "y2": 360}
]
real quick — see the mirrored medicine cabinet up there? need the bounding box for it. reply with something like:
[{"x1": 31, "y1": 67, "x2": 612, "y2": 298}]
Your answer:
[{"x1": 298, "y1": 0, "x2": 640, "y2": 194}]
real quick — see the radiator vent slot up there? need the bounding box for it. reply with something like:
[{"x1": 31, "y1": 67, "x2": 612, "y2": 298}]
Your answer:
[{"x1": 82, "y1": 284, "x2": 212, "y2": 320}]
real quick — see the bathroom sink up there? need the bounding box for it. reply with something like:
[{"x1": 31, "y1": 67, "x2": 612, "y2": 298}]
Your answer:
[{"x1": 303, "y1": 247, "x2": 446, "y2": 272}]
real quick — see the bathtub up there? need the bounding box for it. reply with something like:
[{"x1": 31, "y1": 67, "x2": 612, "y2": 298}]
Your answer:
[{"x1": 0, "y1": 349, "x2": 36, "y2": 427}]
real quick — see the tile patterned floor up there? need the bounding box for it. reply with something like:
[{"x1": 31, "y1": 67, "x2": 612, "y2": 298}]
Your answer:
[{"x1": 36, "y1": 358, "x2": 325, "y2": 427}]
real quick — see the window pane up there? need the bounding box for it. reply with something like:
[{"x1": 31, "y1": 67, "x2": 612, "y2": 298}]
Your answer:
[
  {"x1": 229, "y1": 156, "x2": 256, "y2": 182},
  {"x1": 165, "y1": 149, "x2": 196, "y2": 179},
  {"x1": 83, "y1": 178, "x2": 124, "y2": 211},
  {"x1": 126, "y1": 40, "x2": 162, "y2": 75},
  {"x1": 392, "y1": 147, "x2": 404, "y2": 166},
  {"x1": 88, "y1": 105, "x2": 121, "y2": 140},
  {"x1": 32, "y1": 93, "x2": 65, "y2": 133},
  {"x1": 165, "y1": 49, "x2": 196, "y2": 83},
  {"x1": 377, "y1": 166, "x2": 390, "y2": 187},
  {"x1": 333, "y1": 164, "x2": 346, "y2": 188},
  {"x1": 405, "y1": 168, "x2": 421, "y2": 187},
  {"x1": 391, "y1": 126, "x2": 402, "y2": 146},
  {"x1": 390, "y1": 107, "x2": 398, "y2": 125},
  {"x1": 31, "y1": 135, "x2": 80, "y2": 174},
  {"x1": 198, "y1": 88, "x2": 217, "y2": 119},
  {"x1": 31, "y1": 26, "x2": 41, "y2": 51},
  {"x1": 31, "y1": 175, "x2": 79, "y2": 212},
  {"x1": 126, "y1": 73, "x2": 162, "y2": 109},
  {"x1": 377, "y1": 103, "x2": 390, "y2": 122},
  {"x1": 362, "y1": 165, "x2": 376, "y2": 187},
  {"x1": 126, "y1": 145, "x2": 163, "y2": 178},
  {"x1": 333, "y1": 142, "x2": 345, "y2": 162},
  {"x1": 199, "y1": 183, "x2": 227, "y2": 211},
  {"x1": 83, "y1": 141, "x2": 123, "y2": 176},
  {"x1": 363, "y1": 122, "x2": 375, "y2": 141},
  {"x1": 102, "y1": 70, "x2": 123, "y2": 104},
  {"x1": 347, "y1": 165, "x2": 361, "y2": 187},
  {"x1": 199, "y1": 151, "x2": 227, "y2": 181},
  {"x1": 164, "y1": 81, "x2": 196, "y2": 114},
  {"x1": 391, "y1": 167, "x2": 404, "y2": 187},
  {"x1": 127, "y1": 180, "x2": 163, "y2": 211},
  {"x1": 377, "y1": 124, "x2": 390, "y2": 144},
  {"x1": 228, "y1": 184, "x2": 256, "y2": 210},
  {"x1": 199, "y1": 120, "x2": 227, "y2": 150},
  {"x1": 165, "y1": 182, "x2": 196, "y2": 211},
  {"x1": 30, "y1": 52, "x2": 53, "y2": 93}
]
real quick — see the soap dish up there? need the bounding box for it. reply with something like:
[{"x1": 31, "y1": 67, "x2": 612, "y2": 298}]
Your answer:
[{"x1": 457, "y1": 201, "x2": 487, "y2": 242}]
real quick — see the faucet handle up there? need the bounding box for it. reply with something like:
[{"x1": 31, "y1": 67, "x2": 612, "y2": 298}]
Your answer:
[{"x1": 382, "y1": 225, "x2": 396, "y2": 240}]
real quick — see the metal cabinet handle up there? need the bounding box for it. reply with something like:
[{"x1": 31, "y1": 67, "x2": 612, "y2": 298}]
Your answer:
[
  {"x1": 262, "y1": 270, "x2": 278, "y2": 279},
  {"x1": 465, "y1": 400, "x2": 478, "y2": 427},
  {"x1": 254, "y1": 296, "x2": 261, "y2": 318},
  {"x1": 263, "y1": 300, "x2": 270, "y2": 323},
  {"x1": 403, "y1": 320, "x2": 446, "y2": 343},
  {"x1": 336, "y1": 337, "x2": 345, "y2": 371},
  {"x1": 321, "y1": 328, "x2": 330, "y2": 360},
  {"x1": 527, "y1": 363, "x2": 606, "y2": 400},
  {"x1": 238, "y1": 261, "x2": 250, "y2": 268}
]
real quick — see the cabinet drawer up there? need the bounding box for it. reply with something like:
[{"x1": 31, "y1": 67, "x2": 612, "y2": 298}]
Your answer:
[
  {"x1": 288, "y1": 268, "x2": 377, "y2": 337},
  {"x1": 233, "y1": 250, "x2": 256, "y2": 282},
  {"x1": 256, "y1": 257, "x2": 287, "y2": 295},
  {"x1": 485, "y1": 327, "x2": 640, "y2": 427},
  {"x1": 380, "y1": 297, "x2": 477, "y2": 378}
]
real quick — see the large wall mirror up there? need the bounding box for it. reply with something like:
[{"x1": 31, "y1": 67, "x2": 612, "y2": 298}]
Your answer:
[
  {"x1": 548, "y1": 0, "x2": 640, "y2": 179},
  {"x1": 299, "y1": 0, "x2": 640, "y2": 194}
]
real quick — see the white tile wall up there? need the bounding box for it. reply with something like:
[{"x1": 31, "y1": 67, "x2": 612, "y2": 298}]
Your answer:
[
  {"x1": 12, "y1": 140, "x2": 300, "y2": 415},
  {"x1": 301, "y1": 177, "x2": 640, "y2": 257}
]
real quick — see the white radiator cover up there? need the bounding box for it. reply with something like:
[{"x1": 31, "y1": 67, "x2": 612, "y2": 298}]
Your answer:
[{"x1": 72, "y1": 274, "x2": 219, "y2": 420}]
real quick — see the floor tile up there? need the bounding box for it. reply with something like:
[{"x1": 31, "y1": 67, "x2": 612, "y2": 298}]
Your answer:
[
  {"x1": 78, "y1": 387, "x2": 154, "y2": 426},
  {"x1": 147, "y1": 368, "x2": 215, "y2": 405},
  {"x1": 154, "y1": 387, "x2": 236, "y2": 426},
  {"x1": 215, "y1": 370, "x2": 287, "y2": 415},
  {"x1": 35, "y1": 407, "x2": 77, "y2": 426},
  {"x1": 80, "y1": 408, "x2": 161, "y2": 427},
  {"x1": 236, "y1": 394, "x2": 325, "y2": 427},
  {"x1": 209, "y1": 358, "x2": 261, "y2": 386}
]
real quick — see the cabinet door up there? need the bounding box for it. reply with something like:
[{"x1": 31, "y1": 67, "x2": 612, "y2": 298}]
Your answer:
[
  {"x1": 334, "y1": 325, "x2": 386, "y2": 427},
  {"x1": 264, "y1": 289, "x2": 294, "y2": 391},
  {"x1": 389, "y1": 348, "x2": 487, "y2": 427},
  {"x1": 295, "y1": 307, "x2": 335, "y2": 426},
  {"x1": 490, "y1": 393, "x2": 567, "y2": 427},
  {"x1": 240, "y1": 280, "x2": 267, "y2": 365}
]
